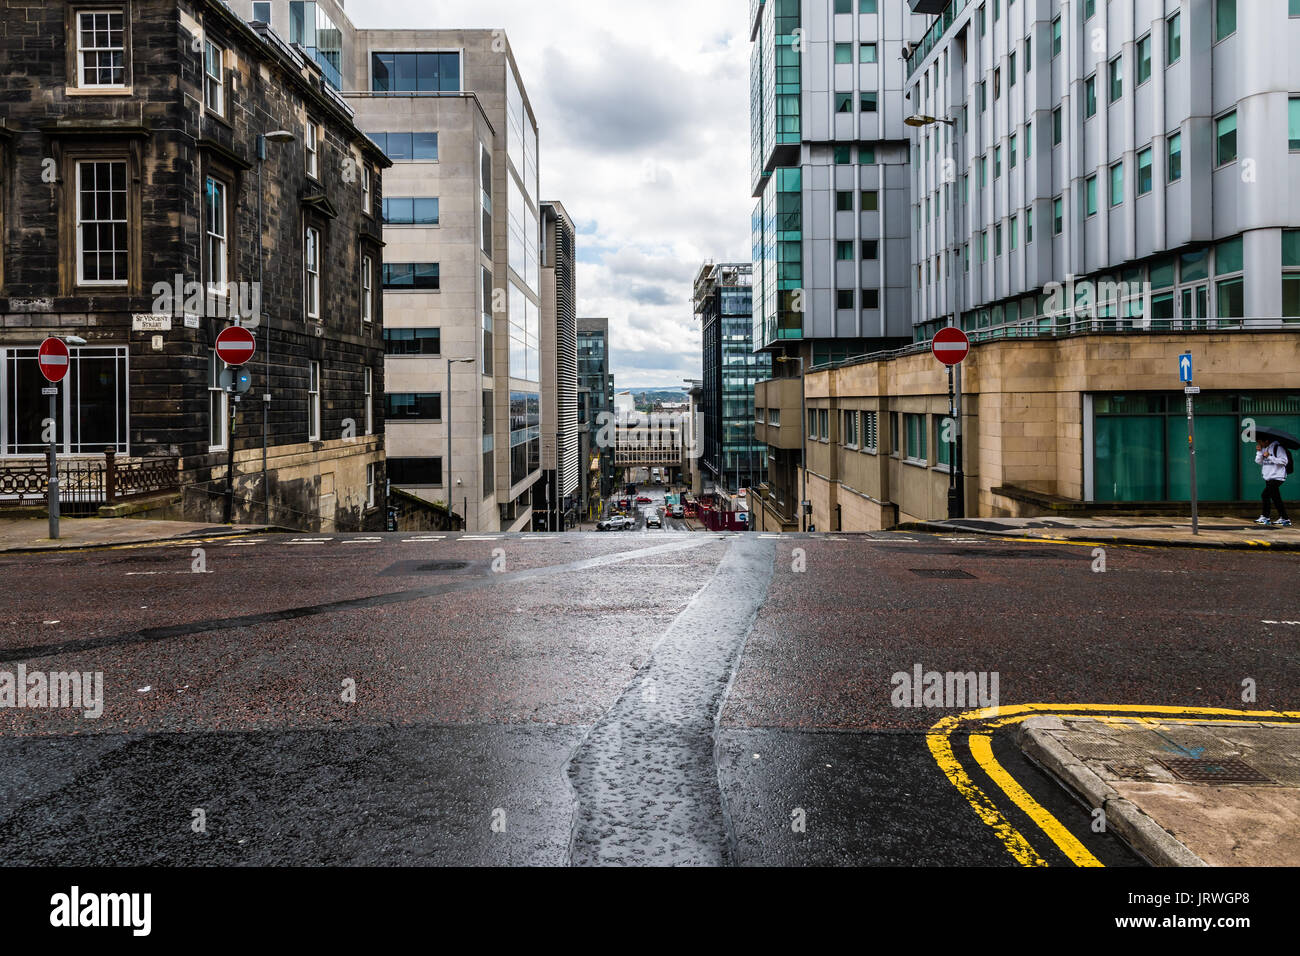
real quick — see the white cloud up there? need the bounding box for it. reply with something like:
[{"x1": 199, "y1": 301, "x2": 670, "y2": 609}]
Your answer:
[{"x1": 356, "y1": 1, "x2": 753, "y2": 389}]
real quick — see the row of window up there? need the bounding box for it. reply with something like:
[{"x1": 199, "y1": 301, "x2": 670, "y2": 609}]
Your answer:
[
  {"x1": 803, "y1": 407, "x2": 954, "y2": 470},
  {"x1": 208, "y1": 357, "x2": 373, "y2": 451}
]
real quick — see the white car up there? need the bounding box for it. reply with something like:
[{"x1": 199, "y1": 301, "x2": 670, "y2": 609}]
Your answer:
[
  {"x1": 646, "y1": 512, "x2": 662, "y2": 528},
  {"x1": 597, "y1": 515, "x2": 634, "y2": 531},
  {"x1": 670, "y1": 504, "x2": 685, "y2": 519}
]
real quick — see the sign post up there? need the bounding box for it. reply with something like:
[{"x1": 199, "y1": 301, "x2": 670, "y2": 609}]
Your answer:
[
  {"x1": 1181, "y1": 352, "x2": 1198, "y2": 535},
  {"x1": 37, "y1": 338, "x2": 70, "y2": 539},
  {"x1": 932, "y1": 327, "x2": 970, "y2": 519},
  {"x1": 216, "y1": 326, "x2": 257, "y2": 524}
]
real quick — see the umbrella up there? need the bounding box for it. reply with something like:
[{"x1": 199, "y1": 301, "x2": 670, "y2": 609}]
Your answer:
[{"x1": 1255, "y1": 425, "x2": 1300, "y2": 450}]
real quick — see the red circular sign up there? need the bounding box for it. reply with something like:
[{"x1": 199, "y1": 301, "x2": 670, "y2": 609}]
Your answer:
[
  {"x1": 37, "y1": 337, "x2": 70, "y2": 383},
  {"x1": 931, "y1": 327, "x2": 970, "y2": 366},
  {"x1": 215, "y1": 325, "x2": 257, "y2": 367}
]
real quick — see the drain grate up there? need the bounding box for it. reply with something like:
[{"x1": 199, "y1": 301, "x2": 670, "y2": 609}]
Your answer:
[
  {"x1": 1158, "y1": 757, "x2": 1274, "y2": 784},
  {"x1": 910, "y1": 568, "x2": 976, "y2": 579}
]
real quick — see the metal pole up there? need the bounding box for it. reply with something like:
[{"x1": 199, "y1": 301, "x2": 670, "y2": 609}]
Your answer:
[
  {"x1": 954, "y1": 362, "x2": 966, "y2": 519},
  {"x1": 47, "y1": 390, "x2": 59, "y2": 539},
  {"x1": 258, "y1": 139, "x2": 269, "y2": 529},
  {"x1": 446, "y1": 359, "x2": 453, "y2": 530},
  {"x1": 1187, "y1": 392, "x2": 1199, "y2": 535},
  {"x1": 946, "y1": 365, "x2": 957, "y2": 518},
  {"x1": 223, "y1": 387, "x2": 237, "y2": 524}
]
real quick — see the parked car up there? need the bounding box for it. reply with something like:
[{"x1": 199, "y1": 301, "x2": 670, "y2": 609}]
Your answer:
[
  {"x1": 597, "y1": 515, "x2": 634, "y2": 531},
  {"x1": 646, "y1": 511, "x2": 662, "y2": 528},
  {"x1": 670, "y1": 504, "x2": 685, "y2": 519},
  {"x1": 636, "y1": 495, "x2": 652, "y2": 503}
]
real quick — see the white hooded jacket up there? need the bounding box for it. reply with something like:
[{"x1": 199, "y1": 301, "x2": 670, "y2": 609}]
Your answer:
[{"x1": 1257, "y1": 441, "x2": 1290, "y2": 482}]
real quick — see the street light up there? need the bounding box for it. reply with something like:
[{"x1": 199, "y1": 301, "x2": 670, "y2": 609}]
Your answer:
[
  {"x1": 446, "y1": 357, "x2": 476, "y2": 530},
  {"x1": 256, "y1": 130, "x2": 294, "y2": 528},
  {"x1": 775, "y1": 354, "x2": 808, "y2": 532},
  {"x1": 904, "y1": 114, "x2": 957, "y2": 128}
]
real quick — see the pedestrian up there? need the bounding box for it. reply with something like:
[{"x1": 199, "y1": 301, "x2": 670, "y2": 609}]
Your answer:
[{"x1": 1255, "y1": 438, "x2": 1292, "y2": 527}]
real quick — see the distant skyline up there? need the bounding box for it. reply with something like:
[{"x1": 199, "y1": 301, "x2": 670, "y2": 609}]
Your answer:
[{"x1": 361, "y1": 0, "x2": 753, "y2": 388}]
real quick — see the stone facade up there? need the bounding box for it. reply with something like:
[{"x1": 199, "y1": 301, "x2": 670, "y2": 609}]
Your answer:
[{"x1": 0, "y1": 0, "x2": 388, "y2": 530}]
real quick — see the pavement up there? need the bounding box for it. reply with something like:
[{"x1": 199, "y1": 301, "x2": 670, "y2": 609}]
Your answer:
[
  {"x1": 0, "y1": 517, "x2": 269, "y2": 553},
  {"x1": 1, "y1": 528, "x2": 1297, "y2": 866},
  {"x1": 908, "y1": 515, "x2": 1300, "y2": 550},
  {"x1": 1019, "y1": 715, "x2": 1300, "y2": 867}
]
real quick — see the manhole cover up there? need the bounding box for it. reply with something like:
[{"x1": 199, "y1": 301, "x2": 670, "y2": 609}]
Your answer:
[
  {"x1": 1158, "y1": 757, "x2": 1274, "y2": 784},
  {"x1": 910, "y1": 568, "x2": 976, "y2": 579}
]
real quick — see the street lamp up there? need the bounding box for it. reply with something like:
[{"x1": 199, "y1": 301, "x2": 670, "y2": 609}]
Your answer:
[
  {"x1": 446, "y1": 357, "x2": 476, "y2": 530},
  {"x1": 256, "y1": 130, "x2": 294, "y2": 528},
  {"x1": 775, "y1": 354, "x2": 808, "y2": 532},
  {"x1": 904, "y1": 114, "x2": 957, "y2": 128}
]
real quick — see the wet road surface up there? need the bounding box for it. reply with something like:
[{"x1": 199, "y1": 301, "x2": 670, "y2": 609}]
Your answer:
[{"x1": 2, "y1": 530, "x2": 1297, "y2": 865}]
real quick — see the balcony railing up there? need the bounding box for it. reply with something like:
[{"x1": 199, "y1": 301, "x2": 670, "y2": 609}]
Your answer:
[{"x1": 905, "y1": 0, "x2": 968, "y2": 78}]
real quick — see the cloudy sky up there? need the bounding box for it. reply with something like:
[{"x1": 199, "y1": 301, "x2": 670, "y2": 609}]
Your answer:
[{"x1": 362, "y1": 0, "x2": 753, "y2": 390}]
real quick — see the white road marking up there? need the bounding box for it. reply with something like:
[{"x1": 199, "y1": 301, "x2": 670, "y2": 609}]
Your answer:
[
  {"x1": 459, "y1": 536, "x2": 500, "y2": 542},
  {"x1": 402, "y1": 536, "x2": 445, "y2": 542},
  {"x1": 342, "y1": 538, "x2": 382, "y2": 544},
  {"x1": 1261, "y1": 620, "x2": 1300, "y2": 626},
  {"x1": 286, "y1": 538, "x2": 333, "y2": 544}
]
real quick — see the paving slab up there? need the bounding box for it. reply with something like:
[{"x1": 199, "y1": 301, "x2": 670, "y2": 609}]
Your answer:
[
  {"x1": 0, "y1": 518, "x2": 267, "y2": 553},
  {"x1": 910, "y1": 515, "x2": 1300, "y2": 551},
  {"x1": 1021, "y1": 715, "x2": 1300, "y2": 866}
]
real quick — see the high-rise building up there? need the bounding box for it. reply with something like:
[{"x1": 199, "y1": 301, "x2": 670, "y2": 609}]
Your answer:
[
  {"x1": 577, "y1": 317, "x2": 613, "y2": 515},
  {"x1": 231, "y1": 1, "x2": 548, "y2": 532},
  {"x1": 694, "y1": 262, "x2": 771, "y2": 493},
  {"x1": 536, "y1": 201, "x2": 580, "y2": 530},
  {"x1": 749, "y1": 0, "x2": 932, "y2": 529},
  {"x1": 0, "y1": 0, "x2": 387, "y2": 531}
]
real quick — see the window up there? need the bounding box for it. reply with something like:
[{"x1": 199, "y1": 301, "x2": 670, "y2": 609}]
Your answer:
[
  {"x1": 1216, "y1": 111, "x2": 1237, "y2": 166},
  {"x1": 862, "y1": 288, "x2": 880, "y2": 309},
  {"x1": 361, "y1": 255, "x2": 373, "y2": 323},
  {"x1": 75, "y1": 160, "x2": 128, "y2": 286},
  {"x1": 860, "y1": 0, "x2": 877, "y2": 11},
  {"x1": 1168, "y1": 132, "x2": 1183, "y2": 182},
  {"x1": 387, "y1": 458, "x2": 444, "y2": 486},
  {"x1": 1283, "y1": 230, "x2": 1300, "y2": 321},
  {"x1": 861, "y1": 190, "x2": 878, "y2": 211},
  {"x1": 1084, "y1": 75, "x2": 1097, "y2": 118},
  {"x1": 979, "y1": 80, "x2": 987, "y2": 112},
  {"x1": 993, "y1": 68, "x2": 1001, "y2": 100},
  {"x1": 834, "y1": 43, "x2": 852, "y2": 64},
  {"x1": 1025, "y1": 122, "x2": 1032, "y2": 158},
  {"x1": 836, "y1": 290, "x2": 854, "y2": 310},
  {"x1": 862, "y1": 239, "x2": 878, "y2": 260},
  {"x1": 371, "y1": 52, "x2": 461, "y2": 92},
  {"x1": 808, "y1": 409, "x2": 819, "y2": 439},
  {"x1": 204, "y1": 40, "x2": 224, "y2": 115},
  {"x1": 862, "y1": 411, "x2": 878, "y2": 452},
  {"x1": 209, "y1": 351, "x2": 227, "y2": 451},
  {"x1": 304, "y1": 226, "x2": 320, "y2": 318},
  {"x1": 978, "y1": 4, "x2": 986, "y2": 37},
  {"x1": 836, "y1": 191, "x2": 853, "y2": 212},
  {"x1": 861, "y1": 92, "x2": 878, "y2": 112},
  {"x1": 308, "y1": 361, "x2": 321, "y2": 441},
  {"x1": 305, "y1": 120, "x2": 319, "y2": 179},
  {"x1": 1136, "y1": 35, "x2": 1152, "y2": 84},
  {"x1": 1025, "y1": 208, "x2": 1033, "y2": 244},
  {"x1": 1010, "y1": 216, "x2": 1018, "y2": 250},
  {"x1": 843, "y1": 410, "x2": 859, "y2": 448},
  {"x1": 834, "y1": 145, "x2": 851, "y2": 164},
  {"x1": 1137, "y1": 148, "x2": 1153, "y2": 195},
  {"x1": 836, "y1": 93, "x2": 853, "y2": 114},
  {"x1": 980, "y1": 230, "x2": 988, "y2": 262},
  {"x1": 382, "y1": 262, "x2": 440, "y2": 290},
  {"x1": 252, "y1": 2, "x2": 271, "y2": 22},
  {"x1": 819, "y1": 409, "x2": 830, "y2": 441},
  {"x1": 904, "y1": 413, "x2": 927, "y2": 463},
  {"x1": 361, "y1": 165, "x2": 372, "y2": 216},
  {"x1": 1084, "y1": 175, "x2": 1098, "y2": 216},
  {"x1": 1053, "y1": 196, "x2": 1064, "y2": 234},
  {"x1": 994, "y1": 0, "x2": 1000, "y2": 21},
  {"x1": 1025, "y1": 34, "x2": 1032, "y2": 73},
  {"x1": 978, "y1": 156, "x2": 987, "y2": 187},
  {"x1": 1167, "y1": 13, "x2": 1182, "y2": 64},
  {"x1": 384, "y1": 328, "x2": 441, "y2": 355},
  {"x1": 859, "y1": 43, "x2": 877, "y2": 64},
  {"x1": 1108, "y1": 57, "x2": 1122, "y2": 103},
  {"x1": 382, "y1": 197, "x2": 440, "y2": 225},
  {"x1": 890, "y1": 413, "x2": 900, "y2": 457},
  {"x1": 935, "y1": 416, "x2": 952, "y2": 468},
  {"x1": 1215, "y1": 0, "x2": 1236, "y2": 42},
  {"x1": 1009, "y1": 135, "x2": 1017, "y2": 169},
  {"x1": 859, "y1": 146, "x2": 875, "y2": 163},
  {"x1": 204, "y1": 176, "x2": 227, "y2": 290},
  {"x1": 366, "y1": 132, "x2": 439, "y2": 162},
  {"x1": 386, "y1": 393, "x2": 442, "y2": 420},
  {"x1": 1009, "y1": 52, "x2": 1016, "y2": 87},
  {"x1": 364, "y1": 367, "x2": 373, "y2": 436},
  {"x1": 1083, "y1": 0, "x2": 1095, "y2": 18},
  {"x1": 995, "y1": 223, "x2": 1003, "y2": 256},
  {"x1": 76, "y1": 10, "x2": 126, "y2": 87},
  {"x1": 835, "y1": 0, "x2": 850, "y2": 11},
  {"x1": 994, "y1": 145, "x2": 1002, "y2": 178},
  {"x1": 836, "y1": 241, "x2": 854, "y2": 261},
  {"x1": 1290, "y1": 98, "x2": 1300, "y2": 151},
  {"x1": 1110, "y1": 162, "x2": 1123, "y2": 206},
  {"x1": 1051, "y1": 17, "x2": 1062, "y2": 57},
  {"x1": 366, "y1": 463, "x2": 377, "y2": 509},
  {"x1": 1215, "y1": 236, "x2": 1244, "y2": 319},
  {"x1": 1052, "y1": 107, "x2": 1063, "y2": 145}
]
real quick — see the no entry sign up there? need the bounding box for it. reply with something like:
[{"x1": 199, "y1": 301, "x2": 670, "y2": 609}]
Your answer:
[
  {"x1": 931, "y1": 327, "x2": 970, "y2": 366},
  {"x1": 37, "y1": 337, "x2": 70, "y2": 383},
  {"x1": 215, "y1": 325, "x2": 256, "y2": 367}
]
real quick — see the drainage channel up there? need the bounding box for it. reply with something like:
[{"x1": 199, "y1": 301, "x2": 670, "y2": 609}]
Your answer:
[{"x1": 565, "y1": 535, "x2": 776, "y2": 866}]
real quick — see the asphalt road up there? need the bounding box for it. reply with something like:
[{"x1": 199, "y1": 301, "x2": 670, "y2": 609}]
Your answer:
[{"x1": 2, "y1": 528, "x2": 1297, "y2": 866}]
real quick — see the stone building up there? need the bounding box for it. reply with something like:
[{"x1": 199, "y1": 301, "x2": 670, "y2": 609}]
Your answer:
[{"x1": 0, "y1": 0, "x2": 389, "y2": 530}]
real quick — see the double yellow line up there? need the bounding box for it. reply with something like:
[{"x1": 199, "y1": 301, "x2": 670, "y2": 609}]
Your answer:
[{"x1": 927, "y1": 703, "x2": 1300, "y2": 867}]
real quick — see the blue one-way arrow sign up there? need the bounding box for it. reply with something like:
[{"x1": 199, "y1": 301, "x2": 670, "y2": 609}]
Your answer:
[{"x1": 1179, "y1": 352, "x2": 1193, "y2": 383}]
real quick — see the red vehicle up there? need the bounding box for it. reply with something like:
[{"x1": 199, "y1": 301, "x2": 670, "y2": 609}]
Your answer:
[{"x1": 636, "y1": 495, "x2": 652, "y2": 503}]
